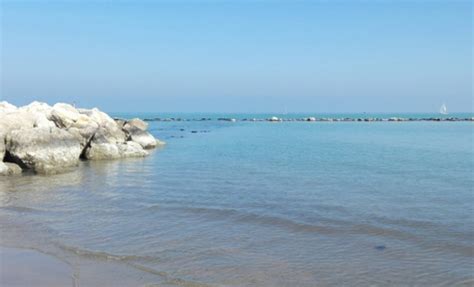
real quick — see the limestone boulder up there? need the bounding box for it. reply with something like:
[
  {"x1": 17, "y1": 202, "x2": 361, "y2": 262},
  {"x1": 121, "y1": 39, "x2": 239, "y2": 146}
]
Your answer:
[
  {"x1": 34, "y1": 113, "x2": 56, "y2": 129},
  {"x1": 92, "y1": 126, "x2": 126, "y2": 145},
  {"x1": 84, "y1": 141, "x2": 148, "y2": 160},
  {"x1": 114, "y1": 119, "x2": 126, "y2": 129},
  {"x1": 0, "y1": 135, "x2": 5, "y2": 161},
  {"x1": 49, "y1": 103, "x2": 81, "y2": 128},
  {"x1": 49, "y1": 105, "x2": 104, "y2": 146},
  {"x1": 0, "y1": 102, "x2": 18, "y2": 114},
  {"x1": 78, "y1": 108, "x2": 124, "y2": 142},
  {"x1": 123, "y1": 118, "x2": 148, "y2": 133},
  {"x1": 0, "y1": 110, "x2": 36, "y2": 133},
  {"x1": 83, "y1": 125, "x2": 149, "y2": 160},
  {"x1": 119, "y1": 141, "x2": 149, "y2": 158},
  {"x1": 0, "y1": 162, "x2": 22, "y2": 176},
  {"x1": 78, "y1": 108, "x2": 116, "y2": 128},
  {"x1": 128, "y1": 130, "x2": 158, "y2": 149},
  {"x1": 155, "y1": 139, "x2": 166, "y2": 146},
  {"x1": 0, "y1": 102, "x2": 56, "y2": 132},
  {"x1": 0, "y1": 162, "x2": 6, "y2": 175},
  {"x1": 0, "y1": 101, "x2": 165, "y2": 175},
  {"x1": 5, "y1": 127, "x2": 82, "y2": 174},
  {"x1": 84, "y1": 142, "x2": 121, "y2": 160},
  {"x1": 19, "y1": 102, "x2": 53, "y2": 118}
]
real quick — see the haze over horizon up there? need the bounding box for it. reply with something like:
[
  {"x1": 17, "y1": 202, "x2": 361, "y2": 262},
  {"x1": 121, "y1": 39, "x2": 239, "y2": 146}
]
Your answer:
[{"x1": 1, "y1": 1, "x2": 472, "y2": 113}]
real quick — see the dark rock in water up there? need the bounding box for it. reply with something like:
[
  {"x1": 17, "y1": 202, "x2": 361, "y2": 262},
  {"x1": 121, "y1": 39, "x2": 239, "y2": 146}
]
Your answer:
[
  {"x1": 375, "y1": 245, "x2": 386, "y2": 251},
  {"x1": 191, "y1": 130, "x2": 198, "y2": 133},
  {"x1": 180, "y1": 128, "x2": 185, "y2": 131},
  {"x1": 218, "y1": 118, "x2": 237, "y2": 122},
  {"x1": 143, "y1": 118, "x2": 160, "y2": 122}
]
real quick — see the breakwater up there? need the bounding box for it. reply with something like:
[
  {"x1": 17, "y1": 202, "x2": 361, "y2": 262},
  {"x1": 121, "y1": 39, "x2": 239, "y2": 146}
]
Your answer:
[{"x1": 143, "y1": 116, "x2": 474, "y2": 122}]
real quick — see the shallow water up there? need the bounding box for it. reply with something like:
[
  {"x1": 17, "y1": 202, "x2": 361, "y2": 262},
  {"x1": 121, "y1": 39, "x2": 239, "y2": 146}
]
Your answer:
[{"x1": 1, "y1": 114, "x2": 473, "y2": 286}]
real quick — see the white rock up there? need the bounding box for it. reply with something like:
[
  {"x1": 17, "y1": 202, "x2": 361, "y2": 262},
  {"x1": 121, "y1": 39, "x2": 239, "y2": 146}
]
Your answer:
[
  {"x1": 5, "y1": 127, "x2": 82, "y2": 174},
  {"x1": 92, "y1": 126, "x2": 126, "y2": 145},
  {"x1": 34, "y1": 113, "x2": 56, "y2": 128},
  {"x1": 114, "y1": 119, "x2": 126, "y2": 128},
  {"x1": 84, "y1": 142, "x2": 121, "y2": 160},
  {"x1": 0, "y1": 135, "x2": 4, "y2": 160},
  {"x1": 83, "y1": 127, "x2": 136, "y2": 160},
  {"x1": 19, "y1": 101, "x2": 53, "y2": 118},
  {"x1": 0, "y1": 162, "x2": 7, "y2": 175},
  {"x1": 0, "y1": 101, "x2": 165, "y2": 175},
  {"x1": 129, "y1": 130, "x2": 158, "y2": 149},
  {"x1": 0, "y1": 102, "x2": 56, "y2": 132},
  {"x1": 78, "y1": 108, "x2": 116, "y2": 128},
  {"x1": 155, "y1": 139, "x2": 166, "y2": 146},
  {"x1": 123, "y1": 118, "x2": 148, "y2": 132},
  {"x1": 49, "y1": 103, "x2": 81, "y2": 128},
  {"x1": 67, "y1": 126, "x2": 97, "y2": 149},
  {"x1": 0, "y1": 101, "x2": 17, "y2": 114},
  {"x1": 119, "y1": 141, "x2": 148, "y2": 158},
  {"x1": 0, "y1": 110, "x2": 36, "y2": 134},
  {"x1": 85, "y1": 141, "x2": 148, "y2": 160},
  {"x1": 0, "y1": 162, "x2": 22, "y2": 176}
]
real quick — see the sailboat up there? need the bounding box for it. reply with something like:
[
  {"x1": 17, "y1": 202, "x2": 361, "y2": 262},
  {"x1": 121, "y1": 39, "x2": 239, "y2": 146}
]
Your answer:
[{"x1": 439, "y1": 103, "x2": 448, "y2": 115}]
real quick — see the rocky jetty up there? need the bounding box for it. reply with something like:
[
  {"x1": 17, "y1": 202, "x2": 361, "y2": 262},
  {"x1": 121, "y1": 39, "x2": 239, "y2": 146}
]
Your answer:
[
  {"x1": 0, "y1": 102, "x2": 164, "y2": 175},
  {"x1": 143, "y1": 116, "x2": 474, "y2": 122}
]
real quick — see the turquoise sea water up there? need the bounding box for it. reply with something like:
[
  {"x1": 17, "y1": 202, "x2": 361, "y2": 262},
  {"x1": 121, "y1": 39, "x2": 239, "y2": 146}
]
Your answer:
[{"x1": 1, "y1": 113, "x2": 473, "y2": 286}]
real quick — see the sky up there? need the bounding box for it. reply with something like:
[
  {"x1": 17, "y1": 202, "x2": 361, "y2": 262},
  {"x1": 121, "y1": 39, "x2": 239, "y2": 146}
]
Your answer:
[{"x1": 1, "y1": 0, "x2": 472, "y2": 113}]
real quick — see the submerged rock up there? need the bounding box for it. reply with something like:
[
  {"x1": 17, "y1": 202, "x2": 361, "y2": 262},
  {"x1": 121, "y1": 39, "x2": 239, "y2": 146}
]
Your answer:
[{"x1": 218, "y1": 118, "x2": 237, "y2": 122}]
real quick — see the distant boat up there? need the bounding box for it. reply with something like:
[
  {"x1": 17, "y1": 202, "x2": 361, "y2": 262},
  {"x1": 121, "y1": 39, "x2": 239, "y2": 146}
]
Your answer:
[{"x1": 439, "y1": 103, "x2": 448, "y2": 115}]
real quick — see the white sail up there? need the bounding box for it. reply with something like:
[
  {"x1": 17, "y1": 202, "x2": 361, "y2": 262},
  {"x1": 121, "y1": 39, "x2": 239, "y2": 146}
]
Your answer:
[{"x1": 439, "y1": 103, "x2": 448, "y2": 115}]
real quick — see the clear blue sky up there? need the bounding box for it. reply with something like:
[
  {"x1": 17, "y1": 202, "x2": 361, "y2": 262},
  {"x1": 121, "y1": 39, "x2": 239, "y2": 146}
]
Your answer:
[{"x1": 1, "y1": 1, "x2": 472, "y2": 113}]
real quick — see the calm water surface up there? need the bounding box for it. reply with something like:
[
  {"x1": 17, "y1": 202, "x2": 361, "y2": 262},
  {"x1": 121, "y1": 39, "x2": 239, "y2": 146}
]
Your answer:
[{"x1": 1, "y1": 114, "x2": 473, "y2": 286}]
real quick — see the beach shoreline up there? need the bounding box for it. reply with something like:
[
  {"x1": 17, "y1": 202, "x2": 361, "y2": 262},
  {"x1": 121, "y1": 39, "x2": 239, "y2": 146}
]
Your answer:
[{"x1": 0, "y1": 246, "x2": 74, "y2": 287}]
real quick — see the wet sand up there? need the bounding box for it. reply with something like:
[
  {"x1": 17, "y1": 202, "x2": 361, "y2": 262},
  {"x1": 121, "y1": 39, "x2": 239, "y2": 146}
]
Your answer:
[
  {"x1": 0, "y1": 247, "x2": 74, "y2": 287},
  {"x1": 0, "y1": 245, "x2": 181, "y2": 287}
]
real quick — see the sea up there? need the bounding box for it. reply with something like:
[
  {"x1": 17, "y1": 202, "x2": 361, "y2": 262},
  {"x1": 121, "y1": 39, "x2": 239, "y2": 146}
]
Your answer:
[{"x1": 0, "y1": 113, "x2": 473, "y2": 287}]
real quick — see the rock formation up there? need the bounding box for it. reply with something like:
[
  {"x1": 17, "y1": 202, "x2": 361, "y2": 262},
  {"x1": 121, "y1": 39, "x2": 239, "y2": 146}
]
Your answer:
[{"x1": 0, "y1": 101, "x2": 164, "y2": 175}]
